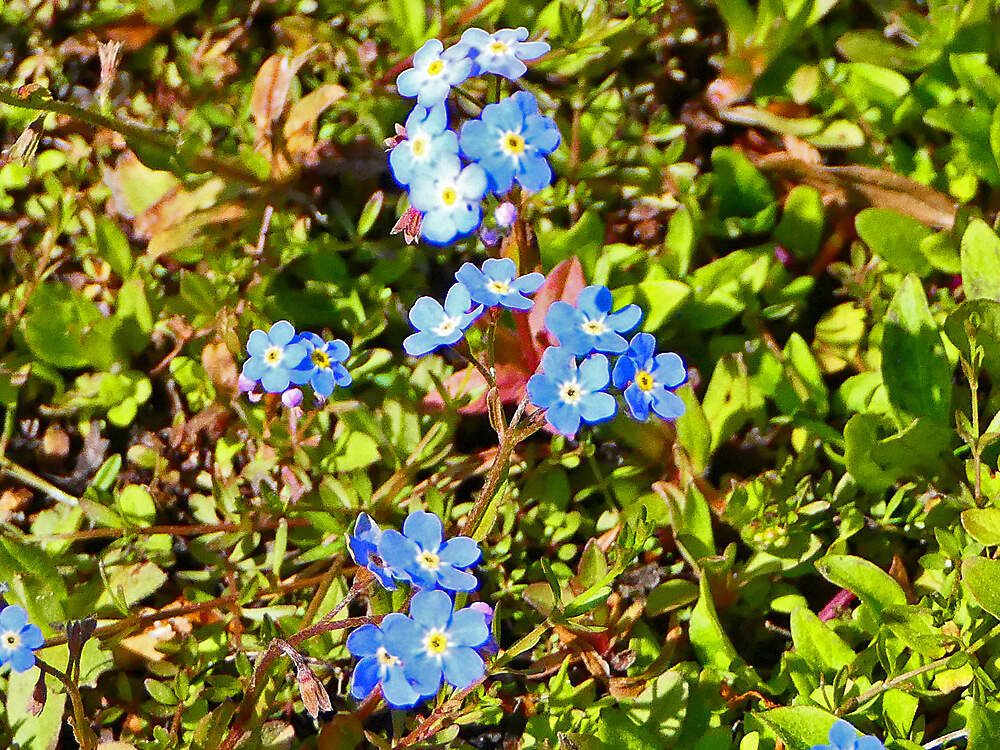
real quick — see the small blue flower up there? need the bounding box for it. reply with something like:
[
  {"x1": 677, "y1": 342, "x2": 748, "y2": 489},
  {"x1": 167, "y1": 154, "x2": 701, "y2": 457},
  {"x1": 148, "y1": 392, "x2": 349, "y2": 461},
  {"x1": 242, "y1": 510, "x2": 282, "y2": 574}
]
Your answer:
[
  {"x1": 454, "y1": 257, "x2": 544, "y2": 311},
  {"x1": 527, "y1": 347, "x2": 617, "y2": 437},
  {"x1": 544, "y1": 286, "x2": 642, "y2": 356},
  {"x1": 0, "y1": 605, "x2": 43, "y2": 673},
  {"x1": 378, "y1": 510, "x2": 481, "y2": 591},
  {"x1": 409, "y1": 162, "x2": 488, "y2": 245},
  {"x1": 384, "y1": 589, "x2": 489, "y2": 694},
  {"x1": 459, "y1": 91, "x2": 560, "y2": 194},
  {"x1": 396, "y1": 39, "x2": 473, "y2": 107},
  {"x1": 403, "y1": 283, "x2": 484, "y2": 358},
  {"x1": 611, "y1": 333, "x2": 687, "y2": 422},
  {"x1": 289, "y1": 333, "x2": 352, "y2": 398},
  {"x1": 460, "y1": 27, "x2": 550, "y2": 79},
  {"x1": 348, "y1": 513, "x2": 404, "y2": 590},
  {"x1": 809, "y1": 720, "x2": 885, "y2": 750},
  {"x1": 389, "y1": 105, "x2": 460, "y2": 187},
  {"x1": 347, "y1": 615, "x2": 424, "y2": 708},
  {"x1": 241, "y1": 321, "x2": 308, "y2": 394}
]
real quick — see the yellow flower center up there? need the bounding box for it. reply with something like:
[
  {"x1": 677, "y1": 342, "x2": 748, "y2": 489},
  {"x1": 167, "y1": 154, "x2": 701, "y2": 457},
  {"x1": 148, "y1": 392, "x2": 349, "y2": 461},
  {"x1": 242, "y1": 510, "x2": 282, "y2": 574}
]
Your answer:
[
  {"x1": 417, "y1": 550, "x2": 441, "y2": 571},
  {"x1": 559, "y1": 381, "x2": 583, "y2": 404},
  {"x1": 433, "y1": 316, "x2": 461, "y2": 336},
  {"x1": 411, "y1": 136, "x2": 428, "y2": 156},
  {"x1": 488, "y1": 40, "x2": 509, "y2": 54},
  {"x1": 376, "y1": 647, "x2": 398, "y2": 667},
  {"x1": 425, "y1": 631, "x2": 448, "y2": 655},
  {"x1": 311, "y1": 349, "x2": 331, "y2": 369},
  {"x1": 441, "y1": 186, "x2": 458, "y2": 206},
  {"x1": 264, "y1": 347, "x2": 283, "y2": 364},
  {"x1": 501, "y1": 132, "x2": 526, "y2": 155},
  {"x1": 486, "y1": 279, "x2": 511, "y2": 295},
  {"x1": 582, "y1": 318, "x2": 606, "y2": 335},
  {"x1": 636, "y1": 370, "x2": 655, "y2": 391},
  {"x1": 427, "y1": 60, "x2": 444, "y2": 75}
]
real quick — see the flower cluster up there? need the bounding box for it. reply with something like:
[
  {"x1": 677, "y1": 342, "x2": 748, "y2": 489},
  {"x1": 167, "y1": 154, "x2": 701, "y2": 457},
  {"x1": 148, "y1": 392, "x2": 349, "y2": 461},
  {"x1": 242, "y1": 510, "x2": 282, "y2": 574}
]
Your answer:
[
  {"x1": 346, "y1": 511, "x2": 491, "y2": 708},
  {"x1": 389, "y1": 28, "x2": 558, "y2": 246},
  {"x1": 239, "y1": 321, "x2": 352, "y2": 406},
  {"x1": 809, "y1": 720, "x2": 885, "y2": 750},
  {"x1": 0, "y1": 604, "x2": 43, "y2": 673}
]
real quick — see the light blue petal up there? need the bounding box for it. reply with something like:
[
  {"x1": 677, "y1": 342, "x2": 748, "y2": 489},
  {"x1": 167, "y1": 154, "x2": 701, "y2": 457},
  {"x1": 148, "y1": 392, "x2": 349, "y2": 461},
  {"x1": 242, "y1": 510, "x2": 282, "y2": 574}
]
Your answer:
[
  {"x1": 346, "y1": 624, "x2": 384, "y2": 657},
  {"x1": 409, "y1": 589, "x2": 454, "y2": 629},
  {"x1": 382, "y1": 665, "x2": 421, "y2": 708},
  {"x1": 382, "y1": 613, "x2": 427, "y2": 659},
  {"x1": 496, "y1": 28, "x2": 530, "y2": 44},
  {"x1": 458, "y1": 163, "x2": 488, "y2": 200},
  {"x1": 350, "y1": 657, "x2": 379, "y2": 699},
  {"x1": 403, "y1": 510, "x2": 444, "y2": 552},
  {"x1": 547, "y1": 401, "x2": 581, "y2": 436},
  {"x1": 576, "y1": 286, "x2": 612, "y2": 316},
  {"x1": 492, "y1": 57, "x2": 528, "y2": 79},
  {"x1": 513, "y1": 272, "x2": 544, "y2": 294},
  {"x1": 651, "y1": 390, "x2": 686, "y2": 420},
  {"x1": 412, "y1": 39, "x2": 443, "y2": 68},
  {"x1": 653, "y1": 352, "x2": 687, "y2": 388},
  {"x1": 460, "y1": 28, "x2": 492, "y2": 50},
  {"x1": 624, "y1": 384, "x2": 652, "y2": 420},
  {"x1": 828, "y1": 720, "x2": 858, "y2": 748},
  {"x1": 515, "y1": 40, "x2": 550, "y2": 61},
  {"x1": 389, "y1": 143, "x2": 416, "y2": 185},
  {"x1": 524, "y1": 115, "x2": 561, "y2": 153},
  {"x1": 241, "y1": 357, "x2": 266, "y2": 382},
  {"x1": 444, "y1": 283, "x2": 473, "y2": 316},
  {"x1": 612, "y1": 355, "x2": 637, "y2": 389},
  {"x1": 403, "y1": 331, "x2": 442, "y2": 358},
  {"x1": 628, "y1": 332, "x2": 656, "y2": 364},
  {"x1": 439, "y1": 536, "x2": 481, "y2": 568},
  {"x1": 378, "y1": 530, "x2": 421, "y2": 571},
  {"x1": 436, "y1": 566, "x2": 479, "y2": 592},
  {"x1": 544, "y1": 302, "x2": 583, "y2": 346},
  {"x1": 607, "y1": 304, "x2": 642, "y2": 333},
  {"x1": 268, "y1": 320, "x2": 295, "y2": 346},
  {"x1": 580, "y1": 391, "x2": 617, "y2": 423},
  {"x1": 260, "y1": 368, "x2": 291, "y2": 394},
  {"x1": 448, "y1": 608, "x2": 489, "y2": 647},
  {"x1": 19, "y1": 625, "x2": 43, "y2": 650},
  {"x1": 853, "y1": 737, "x2": 886, "y2": 750},
  {"x1": 516, "y1": 154, "x2": 552, "y2": 192},
  {"x1": 10, "y1": 648, "x2": 35, "y2": 673},
  {"x1": 442, "y1": 646, "x2": 485, "y2": 689},
  {"x1": 578, "y1": 354, "x2": 610, "y2": 391},
  {"x1": 246, "y1": 329, "x2": 270, "y2": 356},
  {"x1": 500, "y1": 292, "x2": 534, "y2": 311},
  {"x1": 421, "y1": 209, "x2": 459, "y2": 245},
  {"x1": 311, "y1": 368, "x2": 336, "y2": 397},
  {"x1": 527, "y1": 373, "x2": 559, "y2": 408},
  {"x1": 403, "y1": 653, "x2": 444, "y2": 696},
  {"x1": 409, "y1": 297, "x2": 445, "y2": 331},
  {"x1": 594, "y1": 331, "x2": 629, "y2": 354},
  {"x1": 540, "y1": 345, "x2": 576, "y2": 377}
]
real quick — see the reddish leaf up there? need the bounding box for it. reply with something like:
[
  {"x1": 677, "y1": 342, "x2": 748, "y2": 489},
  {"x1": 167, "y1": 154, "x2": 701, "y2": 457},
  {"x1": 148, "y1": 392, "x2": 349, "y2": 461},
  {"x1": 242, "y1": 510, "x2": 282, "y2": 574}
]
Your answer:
[{"x1": 528, "y1": 256, "x2": 586, "y2": 348}]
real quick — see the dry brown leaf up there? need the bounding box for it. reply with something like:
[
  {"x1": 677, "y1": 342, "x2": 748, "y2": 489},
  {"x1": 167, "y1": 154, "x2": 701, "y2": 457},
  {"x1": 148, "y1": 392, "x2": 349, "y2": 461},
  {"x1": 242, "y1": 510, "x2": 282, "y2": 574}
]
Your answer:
[
  {"x1": 201, "y1": 341, "x2": 238, "y2": 393},
  {"x1": 251, "y1": 47, "x2": 318, "y2": 151},
  {"x1": 282, "y1": 83, "x2": 346, "y2": 158}
]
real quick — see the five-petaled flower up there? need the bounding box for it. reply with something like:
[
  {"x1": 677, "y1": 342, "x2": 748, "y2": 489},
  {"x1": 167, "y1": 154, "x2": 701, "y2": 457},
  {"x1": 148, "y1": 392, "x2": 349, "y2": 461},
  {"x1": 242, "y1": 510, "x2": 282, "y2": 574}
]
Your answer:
[
  {"x1": 242, "y1": 321, "x2": 308, "y2": 394},
  {"x1": 347, "y1": 615, "x2": 424, "y2": 708},
  {"x1": 403, "y1": 283, "x2": 484, "y2": 357},
  {"x1": 409, "y1": 162, "x2": 489, "y2": 245},
  {"x1": 290, "y1": 333, "x2": 352, "y2": 398},
  {"x1": 460, "y1": 27, "x2": 550, "y2": 79},
  {"x1": 389, "y1": 105, "x2": 460, "y2": 187},
  {"x1": 379, "y1": 510, "x2": 481, "y2": 591},
  {"x1": 348, "y1": 513, "x2": 401, "y2": 590},
  {"x1": 0, "y1": 605, "x2": 43, "y2": 673},
  {"x1": 527, "y1": 347, "x2": 617, "y2": 436},
  {"x1": 612, "y1": 333, "x2": 687, "y2": 422},
  {"x1": 455, "y1": 258, "x2": 544, "y2": 311},
  {"x1": 545, "y1": 285, "x2": 642, "y2": 356},
  {"x1": 396, "y1": 39, "x2": 473, "y2": 107},
  {"x1": 460, "y1": 91, "x2": 560, "y2": 194},
  {"x1": 386, "y1": 589, "x2": 489, "y2": 694},
  {"x1": 809, "y1": 720, "x2": 885, "y2": 750}
]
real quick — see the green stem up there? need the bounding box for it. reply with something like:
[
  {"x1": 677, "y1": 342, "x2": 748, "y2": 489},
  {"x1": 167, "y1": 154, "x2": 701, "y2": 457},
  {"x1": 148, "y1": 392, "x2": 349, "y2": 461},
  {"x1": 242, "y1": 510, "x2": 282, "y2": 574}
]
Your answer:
[
  {"x1": 836, "y1": 654, "x2": 955, "y2": 715},
  {"x1": 1, "y1": 457, "x2": 78, "y2": 506},
  {"x1": 35, "y1": 658, "x2": 98, "y2": 750}
]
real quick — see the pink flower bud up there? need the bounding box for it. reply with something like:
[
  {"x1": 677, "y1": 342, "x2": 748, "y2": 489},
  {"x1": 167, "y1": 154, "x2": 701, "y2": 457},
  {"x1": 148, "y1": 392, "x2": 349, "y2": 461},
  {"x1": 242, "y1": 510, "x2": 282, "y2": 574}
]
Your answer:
[
  {"x1": 281, "y1": 388, "x2": 303, "y2": 408},
  {"x1": 494, "y1": 202, "x2": 518, "y2": 228}
]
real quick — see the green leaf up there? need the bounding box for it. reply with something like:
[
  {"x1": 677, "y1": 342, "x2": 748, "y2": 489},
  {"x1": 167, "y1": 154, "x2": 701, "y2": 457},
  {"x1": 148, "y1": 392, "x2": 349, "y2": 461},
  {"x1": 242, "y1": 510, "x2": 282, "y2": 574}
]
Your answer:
[
  {"x1": 674, "y1": 386, "x2": 711, "y2": 474},
  {"x1": 539, "y1": 210, "x2": 603, "y2": 275},
  {"x1": 962, "y1": 508, "x2": 1000, "y2": 545},
  {"x1": 94, "y1": 216, "x2": 134, "y2": 278},
  {"x1": 145, "y1": 678, "x2": 179, "y2": 705},
  {"x1": 8, "y1": 662, "x2": 67, "y2": 750},
  {"x1": 117, "y1": 485, "x2": 157, "y2": 526},
  {"x1": 710, "y1": 147, "x2": 775, "y2": 218},
  {"x1": 945, "y1": 299, "x2": 1000, "y2": 378},
  {"x1": 855, "y1": 209, "x2": 933, "y2": 276},
  {"x1": 961, "y1": 219, "x2": 1000, "y2": 301},
  {"x1": 755, "y1": 706, "x2": 839, "y2": 750},
  {"x1": 613, "y1": 280, "x2": 691, "y2": 331},
  {"x1": 962, "y1": 556, "x2": 1000, "y2": 620},
  {"x1": 969, "y1": 701, "x2": 1000, "y2": 750},
  {"x1": 815, "y1": 554, "x2": 906, "y2": 618},
  {"x1": 789, "y1": 606, "x2": 854, "y2": 675},
  {"x1": 774, "y1": 186, "x2": 824, "y2": 259},
  {"x1": 689, "y1": 575, "x2": 740, "y2": 671},
  {"x1": 881, "y1": 274, "x2": 952, "y2": 423},
  {"x1": 22, "y1": 283, "x2": 104, "y2": 369},
  {"x1": 357, "y1": 191, "x2": 383, "y2": 238},
  {"x1": 647, "y1": 579, "x2": 699, "y2": 616}
]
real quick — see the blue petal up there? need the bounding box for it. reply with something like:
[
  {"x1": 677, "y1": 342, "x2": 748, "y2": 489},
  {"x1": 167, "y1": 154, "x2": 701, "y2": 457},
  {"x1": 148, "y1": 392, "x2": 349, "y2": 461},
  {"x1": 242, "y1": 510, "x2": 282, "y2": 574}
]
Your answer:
[
  {"x1": 547, "y1": 401, "x2": 581, "y2": 437},
  {"x1": 612, "y1": 355, "x2": 637, "y2": 389},
  {"x1": 593, "y1": 330, "x2": 629, "y2": 354},
  {"x1": 653, "y1": 352, "x2": 687, "y2": 388},
  {"x1": 260, "y1": 368, "x2": 291, "y2": 394},
  {"x1": 500, "y1": 291, "x2": 533, "y2": 311},
  {"x1": 332, "y1": 363, "x2": 352, "y2": 386},
  {"x1": 628, "y1": 332, "x2": 656, "y2": 364},
  {"x1": 403, "y1": 653, "x2": 444, "y2": 696},
  {"x1": 544, "y1": 302, "x2": 583, "y2": 346},
  {"x1": 346, "y1": 624, "x2": 384, "y2": 657},
  {"x1": 496, "y1": 28, "x2": 530, "y2": 44},
  {"x1": 510, "y1": 91, "x2": 539, "y2": 117},
  {"x1": 242, "y1": 357, "x2": 267, "y2": 382},
  {"x1": 492, "y1": 57, "x2": 527, "y2": 79},
  {"x1": 409, "y1": 297, "x2": 444, "y2": 331},
  {"x1": 448, "y1": 607, "x2": 489, "y2": 647},
  {"x1": 421, "y1": 209, "x2": 459, "y2": 245},
  {"x1": 651, "y1": 390, "x2": 686, "y2": 420},
  {"x1": 527, "y1": 373, "x2": 559, "y2": 409},
  {"x1": 246, "y1": 329, "x2": 270, "y2": 356},
  {"x1": 460, "y1": 28, "x2": 492, "y2": 49},
  {"x1": 513, "y1": 272, "x2": 544, "y2": 294},
  {"x1": 389, "y1": 144, "x2": 416, "y2": 185},
  {"x1": 524, "y1": 115, "x2": 560, "y2": 153},
  {"x1": 576, "y1": 286, "x2": 612, "y2": 316},
  {"x1": 409, "y1": 589, "x2": 453, "y2": 629},
  {"x1": 516, "y1": 154, "x2": 552, "y2": 192},
  {"x1": 624, "y1": 384, "x2": 652, "y2": 421},
  {"x1": 311, "y1": 369, "x2": 335, "y2": 397},
  {"x1": 269, "y1": 320, "x2": 295, "y2": 346},
  {"x1": 381, "y1": 613, "x2": 426, "y2": 659},
  {"x1": 403, "y1": 331, "x2": 441, "y2": 358},
  {"x1": 443, "y1": 283, "x2": 473, "y2": 317},
  {"x1": 515, "y1": 40, "x2": 550, "y2": 61},
  {"x1": 350, "y1": 656, "x2": 379, "y2": 699},
  {"x1": 854, "y1": 737, "x2": 886, "y2": 750},
  {"x1": 459, "y1": 119, "x2": 492, "y2": 160},
  {"x1": 412, "y1": 39, "x2": 443, "y2": 68},
  {"x1": 457, "y1": 163, "x2": 488, "y2": 200},
  {"x1": 436, "y1": 566, "x2": 479, "y2": 592},
  {"x1": 0, "y1": 607, "x2": 29, "y2": 635},
  {"x1": 439, "y1": 536, "x2": 481, "y2": 568},
  {"x1": 442, "y1": 646, "x2": 485, "y2": 689},
  {"x1": 403, "y1": 510, "x2": 444, "y2": 553},
  {"x1": 828, "y1": 720, "x2": 858, "y2": 748},
  {"x1": 378, "y1": 530, "x2": 420, "y2": 571},
  {"x1": 382, "y1": 664, "x2": 422, "y2": 708},
  {"x1": 578, "y1": 354, "x2": 610, "y2": 391},
  {"x1": 19, "y1": 624, "x2": 42, "y2": 650},
  {"x1": 482, "y1": 257, "x2": 516, "y2": 281},
  {"x1": 607, "y1": 304, "x2": 642, "y2": 333},
  {"x1": 540, "y1": 346, "x2": 576, "y2": 378},
  {"x1": 580, "y1": 391, "x2": 617, "y2": 423}
]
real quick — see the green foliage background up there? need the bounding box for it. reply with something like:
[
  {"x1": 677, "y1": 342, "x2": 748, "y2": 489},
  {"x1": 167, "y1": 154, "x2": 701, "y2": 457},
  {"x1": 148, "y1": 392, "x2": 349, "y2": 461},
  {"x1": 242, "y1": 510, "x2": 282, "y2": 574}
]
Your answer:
[{"x1": 2, "y1": 0, "x2": 1000, "y2": 748}]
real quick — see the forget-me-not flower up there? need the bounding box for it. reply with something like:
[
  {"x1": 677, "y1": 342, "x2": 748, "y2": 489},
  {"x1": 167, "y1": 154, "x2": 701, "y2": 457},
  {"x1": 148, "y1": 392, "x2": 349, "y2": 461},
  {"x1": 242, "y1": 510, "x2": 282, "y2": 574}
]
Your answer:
[
  {"x1": 461, "y1": 27, "x2": 550, "y2": 79},
  {"x1": 389, "y1": 105, "x2": 460, "y2": 187},
  {"x1": 409, "y1": 162, "x2": 488, "y2": 245},
  {"x1": 809, "y1": 720, "x2": 885, "y2": 750},
  {"x1": 612, "y1": 333, "x2": 687, "y2": 422},
  {"x1": 544, "y1": 285, "x2": 642, "y2": 356},
  {"x1": 348, "y1": 513, "x2": 402, "y2": 590},
  {"x1": 459, "y1": 91, "x2": 560, "y2": 194},
  {"x1": 347, "y1": 614, "x2": 423, "y2": 708},
  {"x1": 290, "y1": 333, "x2": 352, "y2": 398},
  {"x1": 455, "y1": 257, "x2": 544, "y2": 311},
  {"x1": 385, "y1": 589, "x2": 489, "y2": 694},
  {"x1": 0, "y1": 605, "x2": 43, "y2": 673},
  {"x1": 378, "y1": 510, "x2": 481, "y2": 591},
  {"x1": 242, "y1": 321, "x2": 308, "y2": 394},
  {"x1": 403, "y1": 283, "x2": 484, "y2": 357},
  {"x1": 527, "y1": 347, "x2": 617, "y2": 436},
  {"x1": 396, "y1": 39, "x2": 473, "y2": 107}
]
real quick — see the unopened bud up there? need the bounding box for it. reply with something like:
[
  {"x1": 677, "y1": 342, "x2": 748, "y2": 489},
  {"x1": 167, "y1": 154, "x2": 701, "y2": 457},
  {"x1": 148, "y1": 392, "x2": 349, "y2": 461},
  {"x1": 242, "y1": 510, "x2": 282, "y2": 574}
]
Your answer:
[
  {"x1": 97, "y1": 40, "x2": 123, "y2": 104},
  {"x1": 281, "y1": 388, "x2": 303, "y2": 408},
  {"x1": 295, "y1": 662, "x2": 333, "y2": 719},
  {"x1": 494, "y1": 202, "x2": 517, "y2": 228},
  {"x1": 28, "y1": 670, "x2": 46, "y2": 717},
  {"x1": 390, "y1": 207, "x2": 422, "y2": 245}
]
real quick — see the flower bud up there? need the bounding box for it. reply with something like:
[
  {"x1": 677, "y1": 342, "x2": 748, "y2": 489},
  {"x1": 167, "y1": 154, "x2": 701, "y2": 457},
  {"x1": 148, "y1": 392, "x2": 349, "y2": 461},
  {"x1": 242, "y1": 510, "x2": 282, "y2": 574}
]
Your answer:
[
  {"x1": 494, "y1": 202, "x2": 518, "y2": 228},
  {"x1": 281, "y1": 388, "x2": 303, "y2": 408}
]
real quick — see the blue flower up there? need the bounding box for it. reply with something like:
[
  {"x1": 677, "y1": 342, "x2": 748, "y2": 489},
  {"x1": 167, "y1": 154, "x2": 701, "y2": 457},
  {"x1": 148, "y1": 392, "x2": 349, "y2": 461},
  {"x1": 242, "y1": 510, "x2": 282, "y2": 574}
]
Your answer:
[
  {"x1": 348, "y1": 513, "x2": 404, "y2": 590},
  {"x1": 611, "y1": 333, "x2": 687, "y2": 422},
  {"x1": 241, "y1": 321, "x2": 308, "y2": 394},
  {"x1": 385, "y1": 589, "x2": 489, "y2": 694},
  {"x1": 809, "y1": 720, "x2": 885, "y2": 750},
  {"x1": 0, "y1": 605, "x2": 43, "y2": 673},
  {"x1": 289, "y1": 333, "x2": 352, "y2": 398},
  {"x1": 454, "y1": 257, "x2": 544, "y2": 311},
  {"x1": 460, "y1": 27, "x2": 550, "y2": 79},
  {"x1": 403, "y1": 283, "x2": 484, "y2": 358},
  {"x1": 378, "y1": 510, "x2": 481, "y2": 591},
  {"x1": 409, "y1": 162, "x2": 488, "y2": 245},
  {"x1": 526, "y1": 347, "x2": 617, "y2": 436},
  {"x1": 347, "y1": 615, "x2": 424, "y2": 708},
  {"x1": 459, "y1": 91, "x2": 560, "y2": 194},
  {"x1": 389, "y1": 105, "x2": 460, "y2": 187},
  {"x1": 544, "y1": 285, "x2": 642, "y2": 356},
  {"x1": 396, "y1": 39, "x2": 473, "y2": 107}
]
